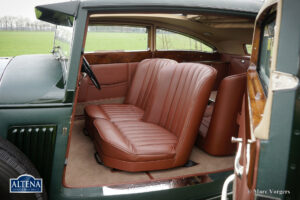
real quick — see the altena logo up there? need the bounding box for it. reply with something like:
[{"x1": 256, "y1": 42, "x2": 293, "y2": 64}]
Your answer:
[{"x1": 9, "y1": 174, "x2": 43, "y2": 193}]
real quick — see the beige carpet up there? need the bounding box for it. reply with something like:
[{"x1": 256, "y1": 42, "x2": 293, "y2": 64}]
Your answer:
[{"x1": 64, "y1": 120, "x2": 234, "y2": 188}]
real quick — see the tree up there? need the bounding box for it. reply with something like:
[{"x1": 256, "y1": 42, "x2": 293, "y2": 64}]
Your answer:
[{"x1": 0, "y1": 16, "x2": 55, "y2": 31}]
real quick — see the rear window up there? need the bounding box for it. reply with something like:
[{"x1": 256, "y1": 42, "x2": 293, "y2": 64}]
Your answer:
[
  {"x1": 85, "y1": 25, "x2": 148, "y2": 52},
  {"x1": 156, "y1": 29, "x2": 214, "y2": 52}
]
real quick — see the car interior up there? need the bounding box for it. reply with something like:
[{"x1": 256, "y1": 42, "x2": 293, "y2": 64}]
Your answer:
[{"x1": 63, "y1": 12, "x2": 253, "y2": 188}]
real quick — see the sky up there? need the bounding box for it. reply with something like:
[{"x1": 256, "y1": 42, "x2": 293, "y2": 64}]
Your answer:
[{"x1": 0, "y1": 0, "x2": 67, "y2": 20}]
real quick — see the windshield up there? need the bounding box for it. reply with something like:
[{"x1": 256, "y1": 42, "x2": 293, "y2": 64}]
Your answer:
[{"x1": 53, "y1": 25, "x2": 74, "y2": 81}]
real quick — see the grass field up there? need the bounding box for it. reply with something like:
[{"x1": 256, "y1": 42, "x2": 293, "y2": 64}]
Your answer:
[
  {"x1": 0, "y1": 31, "x2": 213, "y2": 57},
  {"x1": 85, "y1": 32, "x2": 148, "y2": 52},
  {"x1": 0, "y1": 32, "x2": 55, "y2": 57}
]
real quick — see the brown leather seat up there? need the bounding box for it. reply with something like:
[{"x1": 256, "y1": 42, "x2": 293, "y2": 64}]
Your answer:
[
  {"x1": 92, "y1": 62, "x2": 217, "y2": 172},
  {"x1": 84, "y1": 58, "x2": 177, "y2": 137},
  {"x1": 197, "y1": 73, "x2": 246, "y2": 156}
]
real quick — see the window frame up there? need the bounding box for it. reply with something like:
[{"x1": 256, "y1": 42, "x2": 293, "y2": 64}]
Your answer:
[
  {"x1": 257, "y1": 12, "x2": 276, "y2": 94},
  {"x1": 84, "y1": 20, "x2": 217, "y2": 53},
  {"x1": 154, "y1": 27, "x2": 216, "y2": 53}
]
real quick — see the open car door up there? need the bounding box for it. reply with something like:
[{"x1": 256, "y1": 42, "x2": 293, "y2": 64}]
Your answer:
[{"x1": 221, "y1": 0, "x2": 300, "y2": 199}]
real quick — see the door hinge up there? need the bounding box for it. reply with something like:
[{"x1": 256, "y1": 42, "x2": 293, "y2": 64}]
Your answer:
[
  {"x1": 62, "y1": 127, "x2": 68, "y2": 136},
  {"x1": 64, "y1": 158, "x2": 68, "y2": 166},
  {"x1": 272, "y1": 71, "x2": 299, "y2": 91}
]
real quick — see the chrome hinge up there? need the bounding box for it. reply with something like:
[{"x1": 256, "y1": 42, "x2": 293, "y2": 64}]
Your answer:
[
  {"x1": 78, "y1": 72, "x2": 87, "y2": 86},
  {"x1": 272, "y1": 71, "x2": 299, "y2": 91},
  {"x1": 62, "y1": 127, "x2": 68, "y2": 136},
  {"x1": 64, "y1": 158, "x2": 68, "y2": 166}
]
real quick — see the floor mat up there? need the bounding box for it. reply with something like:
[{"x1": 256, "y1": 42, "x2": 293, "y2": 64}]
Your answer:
[{"x1": 64, "y1": 120, "x2": 234, "y2": 188}]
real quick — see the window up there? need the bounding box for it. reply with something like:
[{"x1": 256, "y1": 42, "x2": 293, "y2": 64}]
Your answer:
[
  {"x1": 85, "y1": 25, "x2": 148, "y2": 52},
  {"x1": 156, "y1": 29, "x2": 214, "y2": 52},
  {"x1": 258, "y1": 17, "x2": 275, "y2": 90},
  {"x1": 54, "y1": 25, "x2": 74, "y2": 59},
  {"x1": 53, "y1": 23, "x2": 75, "y2": 80},
  {"x1": 245, "y1": 44, "x2": 252, "y2": 55}
]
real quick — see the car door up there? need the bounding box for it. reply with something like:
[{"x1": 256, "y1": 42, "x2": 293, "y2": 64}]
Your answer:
[{"x1": 221, "y1": 0, "x2": 300, "y2": 199}]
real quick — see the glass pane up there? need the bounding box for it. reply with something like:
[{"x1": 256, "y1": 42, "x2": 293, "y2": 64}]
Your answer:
[
  {"x1": 54, "y1": 25, "x2": 73, "y2": 59},
  {"x1": 156, "y1": 29, "x2": 213, "y2": 52},
  {"x1": 53, "y1": 24, "x2": 74, "y2": 78},
  {"x1": 259, "y1": 19, "x2": 275, "y2": 87},
  {"x1": 246, "y1": 44, "x2": 252, "y2": 55},
  {"x1": 85, "y1": 25, "x2": 148, "y2": 51}
]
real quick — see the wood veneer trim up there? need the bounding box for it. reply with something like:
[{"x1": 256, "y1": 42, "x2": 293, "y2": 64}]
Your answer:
[{"x1": 247, "y1": 69, "x2": 266, "y2": 130}]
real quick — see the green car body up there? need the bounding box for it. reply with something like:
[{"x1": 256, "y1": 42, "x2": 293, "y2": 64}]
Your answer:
[{"x1": 0, "y1": 0, "x2": 299, "y2": 199}]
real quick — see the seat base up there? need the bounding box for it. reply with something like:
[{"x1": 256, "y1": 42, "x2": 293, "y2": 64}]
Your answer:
[
  {"x1": 93, "y1": 119, "x2": 179, "y2": 172},
  {"x1": 94, "y1": 142, "x2": 176, "y2": 172}
]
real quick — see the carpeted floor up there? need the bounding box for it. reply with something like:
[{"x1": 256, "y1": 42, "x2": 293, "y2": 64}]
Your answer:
[{"x1": 64, "y1": 120, "x2": 234, "y2": 188}]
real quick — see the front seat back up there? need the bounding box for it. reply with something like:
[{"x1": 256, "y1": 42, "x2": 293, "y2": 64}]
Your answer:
[
  {"x1": 199, "y1": 73, "x2": 246, "y2": 156},
  {"x1": 144, "y1": 63, "x2": 217, "y2": 166},
  {"x1": 125, "y1": 58, "x2": 177, "y2": 110}
]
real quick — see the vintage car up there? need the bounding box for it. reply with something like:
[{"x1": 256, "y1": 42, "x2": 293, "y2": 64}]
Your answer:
[{"x1": 0, "y1": 0, "x2": 299, "y2": 199}]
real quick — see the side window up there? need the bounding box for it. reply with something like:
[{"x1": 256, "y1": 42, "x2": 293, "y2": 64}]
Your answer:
[
  {"x1": 85, "y1": 25, "x2": 148, "y2": 52},
  {"x1": 258, "y1": 17, "x2": 275, "y2": 90},
  {"x1": 156, "y1": 29, "x2": 214, "y2": 52},
  {"x1": 245, "y1": 44, "x2": 252, "y2": 55}
]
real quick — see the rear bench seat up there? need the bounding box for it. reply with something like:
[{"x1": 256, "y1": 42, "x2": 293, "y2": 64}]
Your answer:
[{"x1": 85, "y1": 59, "x2": 217, "y2": 172}]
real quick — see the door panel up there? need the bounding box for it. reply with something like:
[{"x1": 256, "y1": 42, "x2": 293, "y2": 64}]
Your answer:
[
  {"x1": 78, "y1": 62, "x2": 138, "y2": 102},
  {"x1": 78, "y1": 51, "x2": 152, "y2": 103},
  {"x1": 221, "y1": 54, "x2": 250, "y2": 75},
  {"x1": 229, "y1": 57, "x2": 250, "y2": 75},
  {"x1": 229, "y1": 2, "x2": 280, "y2": 199},
  {"x1": 232, "y1": 90, "x2": 261, "y2": 200}
]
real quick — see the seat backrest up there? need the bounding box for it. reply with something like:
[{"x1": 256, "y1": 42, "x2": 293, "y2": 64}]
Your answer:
[
  {"x1": 144, "y1": 63, "x2": 217, "y2": 165},
  {"x1": 202, "y1": 73, "x2": 246, "y2": 156},
  {"x1": 125, "y1": 58, "x2": 177, "y2": 110}
]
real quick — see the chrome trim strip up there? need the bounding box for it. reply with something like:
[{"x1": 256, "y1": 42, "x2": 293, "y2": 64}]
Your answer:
[{"x1": 102, "y1": 175, "x2": 212, "y2": 196}]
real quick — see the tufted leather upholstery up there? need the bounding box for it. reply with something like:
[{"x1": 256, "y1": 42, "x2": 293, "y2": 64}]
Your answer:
[
  {"x1": 90, "y1": 60, "x2": 217, "y2": 171},
  {"x1": 197, "y1": 73, "x2": 246, "y2": 156}
]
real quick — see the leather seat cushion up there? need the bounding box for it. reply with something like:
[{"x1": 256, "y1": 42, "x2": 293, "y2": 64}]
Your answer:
[
  {"x1": 85, "y1": 104, "x2": 144, "y2": 122},
  {"x1": 93, "y1": 119, "x2": 177, "y2": 162}
]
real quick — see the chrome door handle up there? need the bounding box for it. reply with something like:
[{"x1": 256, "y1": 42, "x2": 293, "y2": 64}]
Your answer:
[
  {"x1": 231, "y1": 137, "x2": 255, "y2": 177},
  {"x1": 221, "y1": 137, "x2": 255, "y2": 200},
  {"x1": 232, "y1": 137, "x2": 244, "y2": 177}
]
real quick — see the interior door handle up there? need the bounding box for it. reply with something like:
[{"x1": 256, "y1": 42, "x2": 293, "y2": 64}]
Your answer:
[
  {"x1": 221, "y1": 137, "x2": 255, "y2": 200},
  {"x1": 232, "y1": 137, "x2": 244, "y2": 177},
  {"x1": 232, "y1": 137, "x2": 255, "y2": 177}
]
